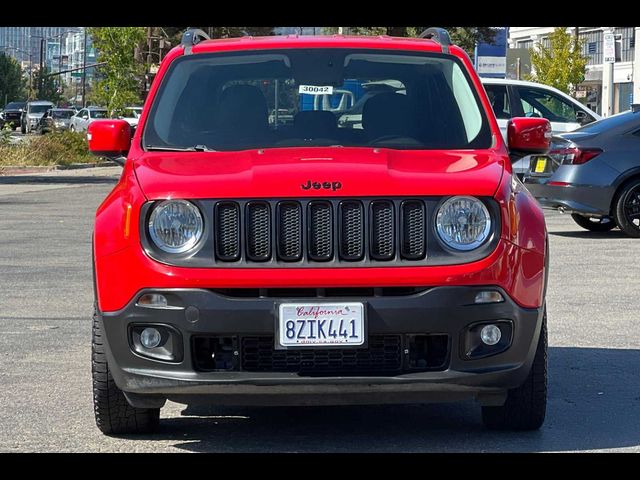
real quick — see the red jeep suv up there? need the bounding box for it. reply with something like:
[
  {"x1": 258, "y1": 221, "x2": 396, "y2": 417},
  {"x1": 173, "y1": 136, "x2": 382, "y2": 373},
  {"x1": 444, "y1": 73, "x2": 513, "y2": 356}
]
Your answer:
[{"x1": 89, "y1": 28, "x2": 551, "y2": 434}]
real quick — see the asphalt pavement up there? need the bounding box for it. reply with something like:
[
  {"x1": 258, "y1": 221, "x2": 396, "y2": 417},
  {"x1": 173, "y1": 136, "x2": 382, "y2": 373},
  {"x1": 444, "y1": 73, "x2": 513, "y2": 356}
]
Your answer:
[{"x1": 0, "y1": 167, "x2": 639, "y2": 452}]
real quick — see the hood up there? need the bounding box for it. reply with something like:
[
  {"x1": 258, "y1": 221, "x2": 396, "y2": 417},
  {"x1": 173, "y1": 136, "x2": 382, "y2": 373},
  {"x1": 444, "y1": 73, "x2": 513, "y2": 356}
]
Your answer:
[
  {"x1": 133, "y1": 147, "x2": 505, "y2": 200},
  {"x1": 28, "y1": 112, "x2": 45, "y2": 119}
]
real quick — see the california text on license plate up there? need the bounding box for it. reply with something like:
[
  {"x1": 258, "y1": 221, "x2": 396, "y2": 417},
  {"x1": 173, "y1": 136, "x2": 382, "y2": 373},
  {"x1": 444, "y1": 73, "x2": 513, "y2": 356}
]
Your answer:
[{"x1": 278, "y1": 303, "x2": 365, "y2": 347}]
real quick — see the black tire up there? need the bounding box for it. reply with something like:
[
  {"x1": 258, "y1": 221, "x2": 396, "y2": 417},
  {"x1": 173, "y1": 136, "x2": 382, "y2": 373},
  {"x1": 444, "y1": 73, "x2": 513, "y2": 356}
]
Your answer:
[
  {"x1": 613, "y1": 179, "x2": 640, "y2": 238},
  {"x1": 482, "y1": 309, "x2": 547, "y2": 431},
  {"x1": 571, "y1": 213, "x2": 616, "y2": 232},
  {"x1": 92, "y1": 312, "x2": 160, "y2": 434}
]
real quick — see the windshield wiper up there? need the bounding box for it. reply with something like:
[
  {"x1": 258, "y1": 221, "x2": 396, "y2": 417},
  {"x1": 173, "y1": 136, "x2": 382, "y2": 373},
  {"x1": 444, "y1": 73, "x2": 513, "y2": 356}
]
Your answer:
[{"x1": 145, "y1": 145, "x2": 216, "y2": 152}]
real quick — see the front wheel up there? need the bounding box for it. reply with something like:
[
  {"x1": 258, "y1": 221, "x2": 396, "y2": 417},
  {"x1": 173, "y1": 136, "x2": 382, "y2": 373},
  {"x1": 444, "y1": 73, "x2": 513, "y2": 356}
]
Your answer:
[
  {"x1": 571, "y1": 213, "x2": 616, "y2": 232},
  {"x1": 614, "y1": 179, "x2": 640, "y2": 238},
  {"x1": 482, "y1": 308, "x2": 547, "y2": 431},
  {"x1": 92, "y1": 312, "x2": 160, "y2": 434}
]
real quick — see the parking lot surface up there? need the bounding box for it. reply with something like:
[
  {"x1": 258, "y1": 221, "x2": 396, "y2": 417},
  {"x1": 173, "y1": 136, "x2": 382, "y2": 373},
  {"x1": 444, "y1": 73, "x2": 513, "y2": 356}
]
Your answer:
[{"x1": 0, "y1": 169, "x2": 639, "y2": 452}]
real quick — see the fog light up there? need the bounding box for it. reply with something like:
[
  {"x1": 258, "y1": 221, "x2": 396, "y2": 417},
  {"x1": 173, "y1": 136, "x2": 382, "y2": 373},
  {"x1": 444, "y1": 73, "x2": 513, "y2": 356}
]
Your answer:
[
  {"x1": 480, "y1": 325, "x2": 502, "y2": 346},
  {"x1": 475, "y1": 291, "x2": 504, "y2": 304},
  {"x1": 140, "y1": 327, "x2": 162, "y2": 348}
]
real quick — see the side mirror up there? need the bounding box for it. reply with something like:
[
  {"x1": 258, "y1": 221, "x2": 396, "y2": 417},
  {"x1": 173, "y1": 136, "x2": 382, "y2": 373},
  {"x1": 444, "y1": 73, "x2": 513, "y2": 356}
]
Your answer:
[
  {"x1": 575, "y1": 110, "x2": 592, "y2": 125},
  {"x1": 507, "y1": 117, "x2": 551, "y2": 163},
  {"x1": 87, "y1": 120, "x2": 131, "y2": 166}
]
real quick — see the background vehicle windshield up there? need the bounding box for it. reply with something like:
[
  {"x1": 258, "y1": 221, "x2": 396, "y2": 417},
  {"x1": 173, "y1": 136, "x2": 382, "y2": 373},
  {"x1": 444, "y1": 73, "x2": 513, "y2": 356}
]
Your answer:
[
  {"x1": 52, "y1": 110, "x2": 74, "y2": 119},
  {"x1": 144, "y1": 49, "x2": 492, "y2": 151},
  {"x1": 91, "y1": 110, "x2": 108, "y2": 119},
  {"x1": 30, "y1": 105, "x2": 51, "y2": 114},
  {"x1": 5, "y1": 102, "x2": 25, "y2": 110}
]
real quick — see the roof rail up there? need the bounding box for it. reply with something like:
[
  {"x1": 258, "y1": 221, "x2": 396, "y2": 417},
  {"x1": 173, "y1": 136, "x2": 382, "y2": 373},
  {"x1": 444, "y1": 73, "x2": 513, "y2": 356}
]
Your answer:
[
  {"x1": 418, "y1": 27, "x2": 452, "y2": 54},
  {"x1": 181, "y1": 28, "x2": 210, "y2": 54}
]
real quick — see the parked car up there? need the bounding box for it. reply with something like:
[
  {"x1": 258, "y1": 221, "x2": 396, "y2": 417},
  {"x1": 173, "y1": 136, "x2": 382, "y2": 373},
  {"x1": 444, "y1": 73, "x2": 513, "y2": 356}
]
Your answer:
[
  {"x1": 119, "y1": 106, "x2": 143, "y2": 128},
  {"x1": 21, "y1": 100, "x2": 55, "y2": 134},
  {"x1": 88, "y1": 28, "x2": 551, "y2": 434},
  {"x1": 70, "y1": 107, "x2": 109, "y2": 133},
  {"x1": 481, "y1": 78, "x2": 600, "y2": 178},
  {"x1": 0, "y1": 101, "x2": 27, "y2": 130},
  {"x1": 525, "y1": 106, "x2": 640, "y2": 237},
  {"x1": 36, "y1": 108, "x2": 76, "y2": 134}
]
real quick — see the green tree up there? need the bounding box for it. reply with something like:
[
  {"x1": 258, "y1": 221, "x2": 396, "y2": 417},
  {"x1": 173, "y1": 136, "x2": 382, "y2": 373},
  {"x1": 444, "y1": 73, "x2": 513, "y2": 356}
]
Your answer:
[
  {"x1": 32, "y1": 67, "x2": 62, "y2": 103},
  {"x1": 161, "y1": 27, "x2": 275, "y2": 51},
  {"x1": 0, "y1": 53, "x2": 26, "y2": 105},
  {"x1": 527, "y1": 27, "x2": 588, "y2": 95},
  {"x1": 88, "y1": 27, "x2": 146, "y2": 116},
  {"x1": 321, "y1": 27, "x2": 496, "y2": 56}
]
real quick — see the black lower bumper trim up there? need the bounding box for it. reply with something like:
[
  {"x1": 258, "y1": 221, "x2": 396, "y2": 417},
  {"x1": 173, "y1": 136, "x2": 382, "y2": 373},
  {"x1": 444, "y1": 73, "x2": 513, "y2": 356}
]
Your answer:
[{"x1": 99, "y1": 285, "x2": 544, "y2": 406}]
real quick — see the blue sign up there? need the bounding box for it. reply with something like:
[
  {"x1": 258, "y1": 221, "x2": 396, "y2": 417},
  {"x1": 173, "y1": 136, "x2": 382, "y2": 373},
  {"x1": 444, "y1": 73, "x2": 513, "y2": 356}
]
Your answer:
[{"x1": 475, "y1": 27, "x2": 508, "y2": 78}]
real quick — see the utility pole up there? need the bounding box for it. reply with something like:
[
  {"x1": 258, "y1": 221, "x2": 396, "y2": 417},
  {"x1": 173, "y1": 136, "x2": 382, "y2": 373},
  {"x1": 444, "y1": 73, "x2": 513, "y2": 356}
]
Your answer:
[
  {"x1": 602, "y1": 27, "x2": 616, "y2": 117},
  {"x1": 39, "y1": 37, "x2": 45, "y2": 98},
  {"x1": 81, "y1": 28, "x2": 87, "y2": 108}
]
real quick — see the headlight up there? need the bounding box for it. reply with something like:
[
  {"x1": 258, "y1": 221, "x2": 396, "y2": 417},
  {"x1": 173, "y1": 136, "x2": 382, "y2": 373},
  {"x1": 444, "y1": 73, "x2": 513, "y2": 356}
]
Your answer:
[
  {"x1": 435, "y1": 196, "x2": 491, "y2": 251},
  {"x1": 148, "y1": 200, "x2": 203, "y2": 253}
]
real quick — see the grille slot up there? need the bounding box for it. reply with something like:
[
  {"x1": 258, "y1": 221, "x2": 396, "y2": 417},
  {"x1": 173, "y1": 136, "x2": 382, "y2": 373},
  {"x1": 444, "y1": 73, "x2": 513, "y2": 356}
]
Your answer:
[
  {"x1": 246, "y1": 202, "x2": 271, "y2": 261},
  {"x1": 308, "y1": 202, "x2": 333, "y2": 261},
  {"x1": 215, "y1": 202, "x2": 240, "y2": 261},
  {"x1": 401, "y1": 200, "x2": 426, "y2": 259},
  {"x1": 370, "y1": 201, "x2": 395, "y2": 260},
  {"x1": 277, "y1": 202, "x2": 303, "y2": 261},
  {"x1": 339, "y1": 201, "x2": 364, "y2": 261},
  {"x1": 241, "y1": 335, "x2": 403, "y2": 375}
]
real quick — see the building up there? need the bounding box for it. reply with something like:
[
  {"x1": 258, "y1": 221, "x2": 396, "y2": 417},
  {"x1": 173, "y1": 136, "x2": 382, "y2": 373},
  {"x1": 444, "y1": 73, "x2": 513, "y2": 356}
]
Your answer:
[
  {"x1": 508, "y1": 27, "x2": 639, "y2": 116},
  {"x1": 61, "y1": 29, "x2": 97, "y2": 103},
  {"x1": 0, "y1": 27, "x2": 93, "y2": 101}
]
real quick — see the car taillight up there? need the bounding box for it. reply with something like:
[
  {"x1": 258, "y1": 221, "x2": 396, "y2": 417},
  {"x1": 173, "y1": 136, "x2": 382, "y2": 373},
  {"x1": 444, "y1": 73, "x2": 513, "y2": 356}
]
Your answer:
[{"x1": 549, "y1": 147, "x2": 602, "y2": 165}]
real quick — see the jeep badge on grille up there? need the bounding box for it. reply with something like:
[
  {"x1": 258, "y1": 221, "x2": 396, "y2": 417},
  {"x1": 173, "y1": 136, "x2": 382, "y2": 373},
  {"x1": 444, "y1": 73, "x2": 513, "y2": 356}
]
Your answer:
[{"x1": 301, "y1": 180, "x2": 342, "y2": 191}]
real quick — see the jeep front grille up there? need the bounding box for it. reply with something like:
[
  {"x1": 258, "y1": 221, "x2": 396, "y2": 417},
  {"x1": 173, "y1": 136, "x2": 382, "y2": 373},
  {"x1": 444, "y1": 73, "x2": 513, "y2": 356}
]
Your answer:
[
  {"x1": 212, "y1": 198, "x2": 427, "y2": 264},
  {"x1": 142, "y1": 197, "x2": 501, "y2": 268}
]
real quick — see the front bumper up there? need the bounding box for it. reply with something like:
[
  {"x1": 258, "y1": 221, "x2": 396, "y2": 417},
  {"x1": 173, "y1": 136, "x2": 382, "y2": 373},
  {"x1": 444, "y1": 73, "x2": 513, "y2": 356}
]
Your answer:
[{"x1": 99, "y1": 286, "x2": 544, "y2": 408}]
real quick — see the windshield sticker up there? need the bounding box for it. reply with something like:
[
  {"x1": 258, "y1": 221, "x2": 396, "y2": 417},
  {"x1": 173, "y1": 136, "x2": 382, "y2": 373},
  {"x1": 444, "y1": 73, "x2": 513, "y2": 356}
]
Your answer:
[{"x1": 298, "y1": 85, "x2": 334, "y2": 95}]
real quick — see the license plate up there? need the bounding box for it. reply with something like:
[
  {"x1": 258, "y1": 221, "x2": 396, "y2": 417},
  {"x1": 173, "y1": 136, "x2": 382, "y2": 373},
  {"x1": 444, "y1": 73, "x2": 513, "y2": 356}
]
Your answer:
[
  {"x1": 534, "y1": 157, "x2": 547, "y2": 173},
  {"x1": 278, "y1": 303, "x2": 365, "y2": 348}
]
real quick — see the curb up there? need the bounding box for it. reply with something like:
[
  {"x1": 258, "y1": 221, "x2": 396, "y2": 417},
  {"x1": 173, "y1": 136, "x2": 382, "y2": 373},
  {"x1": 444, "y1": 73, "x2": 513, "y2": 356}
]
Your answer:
[{"x1": 0, "y1": 162, "x2": 118, "y2": 176}]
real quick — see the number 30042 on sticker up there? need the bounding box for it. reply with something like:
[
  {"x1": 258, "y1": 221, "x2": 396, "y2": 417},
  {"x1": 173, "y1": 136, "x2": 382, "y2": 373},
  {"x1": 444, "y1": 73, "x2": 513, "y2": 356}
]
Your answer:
[{"x1": 298, "y1": 85, "x2": 334, "y2": 95}]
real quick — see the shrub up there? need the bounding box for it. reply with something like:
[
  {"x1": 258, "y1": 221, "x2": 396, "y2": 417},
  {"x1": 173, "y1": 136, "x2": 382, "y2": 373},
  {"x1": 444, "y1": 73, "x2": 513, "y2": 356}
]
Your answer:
[{"x1": 0, "y1": 130, "x2": 100, "y2": 167}]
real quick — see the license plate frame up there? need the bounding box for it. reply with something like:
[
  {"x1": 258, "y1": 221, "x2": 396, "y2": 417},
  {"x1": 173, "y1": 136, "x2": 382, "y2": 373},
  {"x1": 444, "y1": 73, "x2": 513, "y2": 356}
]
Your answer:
[{"x1": 276, "y1": 302, "x2": 367, "y2": 349}]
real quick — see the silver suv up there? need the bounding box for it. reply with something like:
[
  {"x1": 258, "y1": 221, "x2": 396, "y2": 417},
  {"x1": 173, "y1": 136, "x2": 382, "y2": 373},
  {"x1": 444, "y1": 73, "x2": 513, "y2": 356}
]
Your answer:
[{"x1": 21, "y1": 100, "x2": 55, "y2": 134}]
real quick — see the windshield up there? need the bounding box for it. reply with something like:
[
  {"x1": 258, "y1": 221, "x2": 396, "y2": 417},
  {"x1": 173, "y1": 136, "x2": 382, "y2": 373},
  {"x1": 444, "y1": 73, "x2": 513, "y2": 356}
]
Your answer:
[
  {"x1": 5, "y1": 102, "x2": 25, "y2": 110},
  {"x1": 51, "y1": 110, "x2": 74, "y2": 119},
  {"x1": 91, "y1": 110, "x2": 108, "y2": 119},
  {"x1": 30, "y1": 104, "x2": 52, "y2": 114},
  {"x1": 144, "y1": 49, "x2": 491, "y2": 151}
]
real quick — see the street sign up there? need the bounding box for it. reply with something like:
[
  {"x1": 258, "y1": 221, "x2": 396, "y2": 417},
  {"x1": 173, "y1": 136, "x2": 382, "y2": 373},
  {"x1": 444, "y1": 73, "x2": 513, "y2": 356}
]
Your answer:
[
  {"x1": 604, "y1": 32, "x2": 615, "y2": 63},
  {"x1": 71, "y1": 72, "x2": 82, "y2": 77}
]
